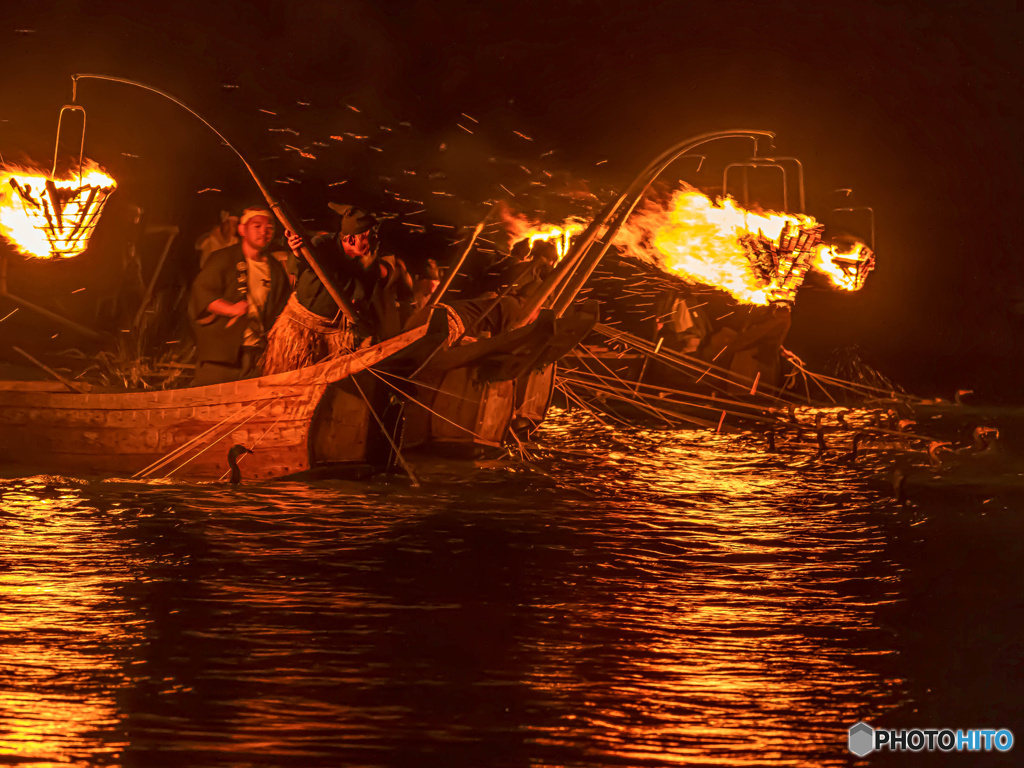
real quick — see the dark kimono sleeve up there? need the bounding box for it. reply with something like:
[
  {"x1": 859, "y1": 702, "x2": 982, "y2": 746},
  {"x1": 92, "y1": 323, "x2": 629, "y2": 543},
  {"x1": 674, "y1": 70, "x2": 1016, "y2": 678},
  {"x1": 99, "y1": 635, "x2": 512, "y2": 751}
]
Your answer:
[{"x1": 189, "y1": 252, "x2": 228, "y2": 322}]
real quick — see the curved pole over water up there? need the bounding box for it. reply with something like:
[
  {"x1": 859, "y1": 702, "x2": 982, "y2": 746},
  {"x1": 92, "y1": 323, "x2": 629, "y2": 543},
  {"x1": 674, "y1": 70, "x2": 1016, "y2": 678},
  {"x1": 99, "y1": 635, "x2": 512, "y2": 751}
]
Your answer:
[
  {"x1": 71, "y1": 74, "x2": 356, "y2": 324},
  {"x1": 514, "y1": 129, "x2": 775, "y2": 327}
]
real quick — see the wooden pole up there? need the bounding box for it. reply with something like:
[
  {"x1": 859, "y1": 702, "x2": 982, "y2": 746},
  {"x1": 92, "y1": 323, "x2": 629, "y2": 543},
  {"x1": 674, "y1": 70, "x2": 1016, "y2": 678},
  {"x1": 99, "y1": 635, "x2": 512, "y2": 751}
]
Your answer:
[
  {"x1": 426, "y1": 204, "x2": 501, "y2": 309},
  {"x1": 71, "y1": 74, "x2": 357, "y2": 325},
  {"x1": 11, "y1": 346, "x2": 88, "y2": 393}
]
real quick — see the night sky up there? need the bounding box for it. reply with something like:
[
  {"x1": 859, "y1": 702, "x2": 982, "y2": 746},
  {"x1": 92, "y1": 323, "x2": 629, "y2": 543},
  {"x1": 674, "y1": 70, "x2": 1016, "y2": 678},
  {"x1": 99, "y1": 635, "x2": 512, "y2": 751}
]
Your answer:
[{"x1": 1, "y1": 0, "x2": 1021, "y2": 397}]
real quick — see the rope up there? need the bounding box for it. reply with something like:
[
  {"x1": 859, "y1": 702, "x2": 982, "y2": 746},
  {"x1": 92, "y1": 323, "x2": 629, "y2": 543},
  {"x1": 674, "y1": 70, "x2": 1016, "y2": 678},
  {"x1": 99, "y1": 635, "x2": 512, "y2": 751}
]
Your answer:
[
  {"x1": 558, "y1": 365, "x2": 775, "y2": 421},
  {"x1": 161, "y1": 397, "x2": 280, "y2": 479},
  {"x1": 132, "y1": 401, "x2": 266, "y2": 479},
  {"x1": 784, "y1": 353, "x2": 921, "y2": 403},
  {"x1": 559, "y1": 375, "x2": 717, "y2": 429},
  {"x1": 555, "y1": 381, "x2": 618, "y2": 428},
  {"x1": 350, "y1": 374, "x2": 420, "y2": 487},
  {"x1": 592, "y1": 325, "x2": 799, "y2": 404},
  {"x1": 370, "y1": 367, "x2": 482, "y2": 405},
  {"x1": 365, "y1": 367, "x2": 487, "y2": 440},
  {"x1": 592, "y1": 323, "x2": 812, "y2": 405},
  {"x1": 566, "y1": 350, "x2": 674, "y2": 427}
]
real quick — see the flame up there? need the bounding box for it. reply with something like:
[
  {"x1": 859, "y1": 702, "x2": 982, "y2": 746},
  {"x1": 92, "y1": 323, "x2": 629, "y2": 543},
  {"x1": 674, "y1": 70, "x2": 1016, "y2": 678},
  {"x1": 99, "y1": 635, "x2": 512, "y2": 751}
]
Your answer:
[
  {"x1": 0, "y1": 160, "x2": 116, "y2": 259},
  {"x1": 812, "y1": 241, "x2": 875, "y2": 291},
  {"x1": 501, "y1": 207, "x2": 586, "y2": 262},
  {"x1": 499, "y1": 186, "x2": 874, "y2": 304},
  {"x1": 615, "y1": 185, "x2": 824, "y2": 306}
]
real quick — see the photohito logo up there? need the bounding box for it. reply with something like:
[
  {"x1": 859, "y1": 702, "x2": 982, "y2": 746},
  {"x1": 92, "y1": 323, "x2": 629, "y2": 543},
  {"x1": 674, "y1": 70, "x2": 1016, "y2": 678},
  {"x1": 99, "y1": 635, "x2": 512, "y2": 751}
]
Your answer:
[{"x1": 848, "y1": 722, "x2": 1013, "y2": 756}]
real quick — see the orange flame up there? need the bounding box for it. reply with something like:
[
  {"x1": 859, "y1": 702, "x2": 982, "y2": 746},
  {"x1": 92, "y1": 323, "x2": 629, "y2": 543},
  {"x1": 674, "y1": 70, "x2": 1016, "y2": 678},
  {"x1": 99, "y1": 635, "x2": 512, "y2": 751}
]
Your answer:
[
  {"x1": 615, "y1": 186, "x2": 824, "y2": 305},
  {"x1": 0, "y1": 160, "x2": 117, "y2": 259},
  {"x1": 500, "y1": 186, "x2": 874, "y2": 303},
  {"x1": 812, "y1": 241, "x2": 875, "y2": 291},
  {"x1": 501, "y1": 207, "x2": 586, "y2": 262}
]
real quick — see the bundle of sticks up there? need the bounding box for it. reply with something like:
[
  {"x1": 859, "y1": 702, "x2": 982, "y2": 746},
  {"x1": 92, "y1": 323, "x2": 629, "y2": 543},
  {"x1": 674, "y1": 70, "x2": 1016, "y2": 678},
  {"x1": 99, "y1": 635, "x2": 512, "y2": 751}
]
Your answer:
[
  {"x1": 7, "y1": 176, "x2": 114, "y2": 257},
  {"x1": 741, "y1": 221, "x2": 824, "y2": 304}
]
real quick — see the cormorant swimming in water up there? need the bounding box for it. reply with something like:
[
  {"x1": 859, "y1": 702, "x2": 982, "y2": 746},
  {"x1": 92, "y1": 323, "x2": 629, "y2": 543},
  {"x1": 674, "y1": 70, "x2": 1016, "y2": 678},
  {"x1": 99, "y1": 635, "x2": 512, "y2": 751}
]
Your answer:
[{"x1": 227, "y1": 444, "x2": 253, "y2": 485}]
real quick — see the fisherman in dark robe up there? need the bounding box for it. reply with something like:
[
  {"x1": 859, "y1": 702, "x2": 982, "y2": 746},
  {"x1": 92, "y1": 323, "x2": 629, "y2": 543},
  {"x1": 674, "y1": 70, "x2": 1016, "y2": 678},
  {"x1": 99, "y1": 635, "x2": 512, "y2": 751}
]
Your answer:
[
  {"x1": 262, "y1": 204, "x2": 412, "y2": 374},
  {"x1": 702, "y1": 302, "x2": 792, "y2": 392},
  {"x1": 434, "y1": 239, "x2": 558, "y2": 340},
  {"x1": 189, "y1": 206, "x2": 291, "y2": 386}
]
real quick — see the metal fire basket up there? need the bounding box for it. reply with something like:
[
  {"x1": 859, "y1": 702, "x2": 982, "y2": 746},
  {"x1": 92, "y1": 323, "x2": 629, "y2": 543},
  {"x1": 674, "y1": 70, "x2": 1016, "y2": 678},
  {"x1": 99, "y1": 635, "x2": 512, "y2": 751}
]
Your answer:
[{"x1": 7, "y1": 104, "x2": 116, "y2": 259}]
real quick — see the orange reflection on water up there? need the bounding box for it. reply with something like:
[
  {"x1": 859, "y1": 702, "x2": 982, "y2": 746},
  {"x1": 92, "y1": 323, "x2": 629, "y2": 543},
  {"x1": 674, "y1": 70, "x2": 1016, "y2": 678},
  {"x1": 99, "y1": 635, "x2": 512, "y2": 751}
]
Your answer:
[
  {"x1": 0, "y1": 482, "x2": 131, "y2": 766},
  {"x1": 526, "y1": 416, "x2": 903, "y2": 766}
]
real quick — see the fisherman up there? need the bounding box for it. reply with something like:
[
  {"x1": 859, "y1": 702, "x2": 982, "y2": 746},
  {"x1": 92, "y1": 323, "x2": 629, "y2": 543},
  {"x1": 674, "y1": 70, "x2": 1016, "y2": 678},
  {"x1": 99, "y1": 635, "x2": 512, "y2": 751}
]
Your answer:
[
  {"x1": 262, "y1": 204, "x2": 412, "y2": 374},
  {"x1": 411, "y1": 258, "x2": 441, "y2": 312},
  {"x1": 189, "y1": 206, "x2": 291, "y2": 386},
  {"x1": 194, "y1": 210, "x2": 240, "y2": 268},
  {"x1": 437, "y1": 239, "x2": 557, "y2": 338},
  {"x1": 653, "y1": 288, "x2": 711, "y2": 354}
]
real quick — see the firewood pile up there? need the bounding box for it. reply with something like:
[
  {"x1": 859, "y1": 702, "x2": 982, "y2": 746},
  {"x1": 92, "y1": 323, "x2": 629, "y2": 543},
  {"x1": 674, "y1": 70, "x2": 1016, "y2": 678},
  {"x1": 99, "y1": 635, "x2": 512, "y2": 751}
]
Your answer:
[
  {"x1": 741, "y1": 221, "x2": 824, "y2": 305},
  {"x1": 4, "y1": 175, "x2": 116, "y2": 259}
]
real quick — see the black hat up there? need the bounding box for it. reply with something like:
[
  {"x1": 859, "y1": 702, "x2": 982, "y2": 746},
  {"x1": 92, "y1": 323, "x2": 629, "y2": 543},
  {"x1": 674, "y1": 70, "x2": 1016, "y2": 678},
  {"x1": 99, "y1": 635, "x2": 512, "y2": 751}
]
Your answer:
[{"x1": 328, "y1": 203, "x2": 377, "y2": 236}]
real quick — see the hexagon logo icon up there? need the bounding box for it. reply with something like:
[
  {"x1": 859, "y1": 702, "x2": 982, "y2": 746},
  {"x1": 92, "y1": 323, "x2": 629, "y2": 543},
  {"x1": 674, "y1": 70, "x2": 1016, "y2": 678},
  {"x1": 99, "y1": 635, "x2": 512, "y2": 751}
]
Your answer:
[{"x1": 849, "y1": 722, "x2": 875, "y2": 757}]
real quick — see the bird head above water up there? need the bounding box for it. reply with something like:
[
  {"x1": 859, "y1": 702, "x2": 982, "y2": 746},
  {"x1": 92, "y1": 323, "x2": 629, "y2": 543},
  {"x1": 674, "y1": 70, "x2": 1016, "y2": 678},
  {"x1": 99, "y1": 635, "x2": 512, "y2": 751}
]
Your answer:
[{"x1": 228, "y1": 444, "x2": 254, "y2": 485}]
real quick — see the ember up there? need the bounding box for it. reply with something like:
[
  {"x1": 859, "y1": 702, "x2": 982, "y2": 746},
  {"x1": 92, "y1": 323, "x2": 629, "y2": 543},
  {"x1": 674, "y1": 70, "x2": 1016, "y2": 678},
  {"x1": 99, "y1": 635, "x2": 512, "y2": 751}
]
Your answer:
[{"x1": 0, "y1": 160, "x2": 116, "y2": 259}]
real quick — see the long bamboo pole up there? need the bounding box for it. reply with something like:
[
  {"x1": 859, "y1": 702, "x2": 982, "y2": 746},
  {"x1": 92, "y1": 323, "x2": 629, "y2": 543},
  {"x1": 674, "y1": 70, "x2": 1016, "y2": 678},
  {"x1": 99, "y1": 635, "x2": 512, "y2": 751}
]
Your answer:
[
  {"x1": 426, "y1": 204, "x2": 501, "y2": 309},
  {"x1": 71, "y1": 74, "x2": 357, "y2": 325},
  {"x1": 511, "y1": 130, "x2": 775, "y2": 328},
  {"x1": 552, "y1": 131, "x2": 776, "y2": 317}
]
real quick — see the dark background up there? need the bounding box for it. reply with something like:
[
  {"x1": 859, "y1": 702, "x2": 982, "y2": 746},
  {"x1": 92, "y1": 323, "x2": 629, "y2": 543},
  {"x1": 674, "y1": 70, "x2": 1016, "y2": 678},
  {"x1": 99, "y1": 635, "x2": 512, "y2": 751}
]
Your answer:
[{"x1": 0, "y1": 0, "x2": 1020, "y2": 399}]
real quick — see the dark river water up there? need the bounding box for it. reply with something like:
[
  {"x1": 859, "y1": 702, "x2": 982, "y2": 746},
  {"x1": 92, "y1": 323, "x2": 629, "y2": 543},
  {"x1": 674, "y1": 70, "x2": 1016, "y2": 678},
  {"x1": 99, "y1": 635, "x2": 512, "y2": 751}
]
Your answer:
[{"x1": 2, "y1": 408, "x2": 1022, "y2": 767}]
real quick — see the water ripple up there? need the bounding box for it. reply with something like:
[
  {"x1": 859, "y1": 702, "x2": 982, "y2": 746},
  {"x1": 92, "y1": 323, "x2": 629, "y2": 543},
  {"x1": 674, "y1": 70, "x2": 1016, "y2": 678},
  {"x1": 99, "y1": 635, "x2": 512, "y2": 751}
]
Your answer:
[{"x1": 1, "y1": 408, "x2": 1021, "y2": 766}]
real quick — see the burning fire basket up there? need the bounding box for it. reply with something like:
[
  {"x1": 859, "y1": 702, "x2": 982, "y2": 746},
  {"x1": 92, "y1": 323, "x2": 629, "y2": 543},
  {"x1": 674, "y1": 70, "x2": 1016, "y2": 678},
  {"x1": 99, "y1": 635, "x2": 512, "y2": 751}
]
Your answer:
[
  {"x1": 742, "y1": 221, "x2": 825, "y2": 305},
  {"x1": 1, "y1": 104, "x2": 116, "y2": 261},
  {"x1": 813, "y1": 242, "x2": 875, "y2": 292},
  {"x1": 0, "y1": 104, "x2": 117, "y2": 338}
]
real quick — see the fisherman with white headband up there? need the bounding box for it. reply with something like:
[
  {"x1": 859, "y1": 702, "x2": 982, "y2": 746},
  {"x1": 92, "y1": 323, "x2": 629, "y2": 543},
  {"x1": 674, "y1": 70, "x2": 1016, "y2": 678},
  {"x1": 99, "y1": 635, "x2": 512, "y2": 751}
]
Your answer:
[{"x1": 189, "y1": 206, "x2": 291, "y2": 386}]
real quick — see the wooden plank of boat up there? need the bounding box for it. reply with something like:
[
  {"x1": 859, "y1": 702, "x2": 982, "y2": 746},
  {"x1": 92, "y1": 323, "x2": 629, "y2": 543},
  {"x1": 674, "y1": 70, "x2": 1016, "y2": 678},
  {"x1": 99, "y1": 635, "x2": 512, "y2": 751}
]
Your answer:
[
  {"x1": 514, "y1": 364, "x2": 556, "y2": 428},
  {"x1": 0, "y1": 320, "x2": 434, "y2": 481},
  {"x1": 426, "y1": 310, "x2": 556, "y2": 373}
]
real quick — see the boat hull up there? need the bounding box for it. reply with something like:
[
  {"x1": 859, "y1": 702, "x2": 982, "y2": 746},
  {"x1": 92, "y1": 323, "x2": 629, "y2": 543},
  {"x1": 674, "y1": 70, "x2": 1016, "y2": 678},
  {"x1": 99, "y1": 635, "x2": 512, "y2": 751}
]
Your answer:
[{"x1": 0, "y1": 323, "x2": 432, "y2": 481}]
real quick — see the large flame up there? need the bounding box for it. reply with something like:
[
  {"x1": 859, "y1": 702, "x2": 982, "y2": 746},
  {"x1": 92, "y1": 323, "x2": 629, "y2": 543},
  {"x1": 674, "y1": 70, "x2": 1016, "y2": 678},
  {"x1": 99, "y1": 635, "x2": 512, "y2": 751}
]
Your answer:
[
  {"x1": 501, "y1": 186, "x2": 873, "y2": 304},
  {"x1": 0, "y1": 160, "x2": 116, "y2": 259},
  {"x1": 615, "y1": 186, "x2": 826, "y2": 305}
]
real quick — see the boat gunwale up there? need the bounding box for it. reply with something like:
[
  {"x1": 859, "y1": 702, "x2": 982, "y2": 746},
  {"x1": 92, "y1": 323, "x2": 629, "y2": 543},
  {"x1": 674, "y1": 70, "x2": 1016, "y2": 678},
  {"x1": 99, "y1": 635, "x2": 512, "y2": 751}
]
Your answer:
[{"x1": 0, "y1": 321, "x2": 432, "y2": 411}]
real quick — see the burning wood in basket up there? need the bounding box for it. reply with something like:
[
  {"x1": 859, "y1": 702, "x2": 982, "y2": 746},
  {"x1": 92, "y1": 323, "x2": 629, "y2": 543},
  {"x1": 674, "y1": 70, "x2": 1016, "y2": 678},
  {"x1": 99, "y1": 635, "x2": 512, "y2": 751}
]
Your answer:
[{"x1": 740, "y1": 221, "x2": 824, "y2": 305}]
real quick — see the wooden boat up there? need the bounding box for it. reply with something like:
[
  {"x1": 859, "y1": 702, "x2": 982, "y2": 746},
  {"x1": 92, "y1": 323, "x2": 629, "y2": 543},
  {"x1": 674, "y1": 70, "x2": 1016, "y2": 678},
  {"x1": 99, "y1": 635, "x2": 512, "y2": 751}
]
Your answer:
[
  {"x1": 400, "y1": 303, "x2": 599, "y2": 453},
  {"x1": 0, "y1": 318, "x2": 444, "y2": 482}
]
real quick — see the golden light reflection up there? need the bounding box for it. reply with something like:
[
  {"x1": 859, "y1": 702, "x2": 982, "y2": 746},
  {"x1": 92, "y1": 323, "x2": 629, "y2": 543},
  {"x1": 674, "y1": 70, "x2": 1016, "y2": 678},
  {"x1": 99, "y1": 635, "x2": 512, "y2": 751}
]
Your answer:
[
  {"x1": 527, "y1": 410, "x2": 904, "y2": 766},
  {"x1": 0, "y1": 482, "x2": 130, "y2": 766}
]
